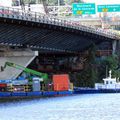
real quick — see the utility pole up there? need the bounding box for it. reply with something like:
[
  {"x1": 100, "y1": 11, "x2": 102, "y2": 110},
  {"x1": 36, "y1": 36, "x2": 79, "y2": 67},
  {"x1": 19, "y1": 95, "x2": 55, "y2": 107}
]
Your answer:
[
  {"x1": 58, "y1": 0, "x2": 60, "y2": 16},
  {"x1": 20, "y1": 0, "x2": 25, "y2": 11},
  {"x1": 42, "y1": 0, "x2": 48, "y2": 15}
]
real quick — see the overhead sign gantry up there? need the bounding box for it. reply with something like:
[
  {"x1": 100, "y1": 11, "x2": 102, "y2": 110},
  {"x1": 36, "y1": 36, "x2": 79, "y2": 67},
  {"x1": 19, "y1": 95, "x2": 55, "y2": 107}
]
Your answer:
[
  {"x1": 97, "y1": 4, "x2": 120, "y2": 12},
  {"x1": 72, "y1": 3, "x2": 96, "y2": 15},
  {"x1": 72, "y1": 3, "x2": 120, "y2": 15}
]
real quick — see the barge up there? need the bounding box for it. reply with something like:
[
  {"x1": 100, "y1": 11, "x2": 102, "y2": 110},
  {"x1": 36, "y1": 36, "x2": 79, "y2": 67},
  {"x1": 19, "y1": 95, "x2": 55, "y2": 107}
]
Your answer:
[
  {"x1": 0, "y1": 62, "x2": 73, "y2": 99},
  {"x1": 0, "y1": 91, "x2": 73, "y2": 98}
]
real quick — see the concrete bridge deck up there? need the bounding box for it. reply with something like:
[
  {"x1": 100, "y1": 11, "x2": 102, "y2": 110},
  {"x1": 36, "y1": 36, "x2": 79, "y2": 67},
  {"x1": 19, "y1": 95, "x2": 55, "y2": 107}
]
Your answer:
[
  {"x1": 0, "y1": 6, "x2": 119, "y2": 40},
  {"x1": 0, "y1": 6, "x2": 119, "y2": 53}
]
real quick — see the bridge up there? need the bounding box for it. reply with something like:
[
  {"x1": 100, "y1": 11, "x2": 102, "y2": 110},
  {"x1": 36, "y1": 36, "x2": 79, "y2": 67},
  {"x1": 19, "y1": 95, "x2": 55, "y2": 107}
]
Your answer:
[
  {"x1": 0, "y1": 6, "x2": 120, "y2": 79},
  {"x1": 0, "y1": 6, "x2": 120, "y2": 53}
]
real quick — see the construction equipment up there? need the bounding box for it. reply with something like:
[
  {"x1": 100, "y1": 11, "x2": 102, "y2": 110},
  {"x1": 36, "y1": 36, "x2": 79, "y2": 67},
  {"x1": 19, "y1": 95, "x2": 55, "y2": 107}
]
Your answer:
[{"x1": 1, "y1": 61, "x2": 48, "y2": 80}]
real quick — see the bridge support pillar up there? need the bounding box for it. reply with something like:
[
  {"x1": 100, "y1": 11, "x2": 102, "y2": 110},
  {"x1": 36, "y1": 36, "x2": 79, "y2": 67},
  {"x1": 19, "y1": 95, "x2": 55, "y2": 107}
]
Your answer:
[
  {"x1": 112, "y1": 40, "x2": 117, "y2": 55},
  {"x1": 112, "y1": 40, "x2": 120, "y2": 56}
]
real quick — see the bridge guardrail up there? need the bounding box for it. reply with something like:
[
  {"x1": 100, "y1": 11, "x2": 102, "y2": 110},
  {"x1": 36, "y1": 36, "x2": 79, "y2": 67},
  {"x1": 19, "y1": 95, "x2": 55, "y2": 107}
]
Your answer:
[{"x1": 0, "y1": 6, "x2": 120, "y2": 40}]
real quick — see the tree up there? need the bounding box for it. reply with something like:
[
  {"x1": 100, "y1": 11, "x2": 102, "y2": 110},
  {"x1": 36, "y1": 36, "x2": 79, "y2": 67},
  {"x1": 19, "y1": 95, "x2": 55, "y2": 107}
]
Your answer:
[
  {"x1": 76, "y1": 43, "x2": 98, "y2": 88},
  {"x1": 101, "y1": 55, "x2": 118, "y2": 77},
  {"x1": 64, "y1": 0, "x2": 83, "y2": 5}
]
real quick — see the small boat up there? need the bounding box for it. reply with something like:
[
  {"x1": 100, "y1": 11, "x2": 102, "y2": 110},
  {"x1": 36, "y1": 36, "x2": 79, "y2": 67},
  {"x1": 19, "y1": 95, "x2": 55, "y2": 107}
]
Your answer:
[{"x1": 74, "y1": 70, "x2": 120, "y2": 94}]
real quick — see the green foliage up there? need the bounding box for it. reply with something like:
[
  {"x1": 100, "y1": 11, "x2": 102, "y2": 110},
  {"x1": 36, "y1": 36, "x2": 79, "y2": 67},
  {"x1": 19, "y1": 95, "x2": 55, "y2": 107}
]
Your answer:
[
  {"x1": 115, "y1": 70, "x2": 120, "y2": 81},
  {"x1": 101, "y1": 55, "x2": 118, "y2": 77},
  {"x1": 74, "y1": 44, "x2": 120, "y2": 88},
  {"x1": 76, "y1": 43, "x2": 98, "y2": 88},
  {"x1": 46, "y1": 0, "x2": 57, "y2": 5},
  {"x1": 65, "y1": 0, "x2": 83, "y2": 5},
  {"x1": 76, "y1": 66, "x2": 97, "y2": 88}
]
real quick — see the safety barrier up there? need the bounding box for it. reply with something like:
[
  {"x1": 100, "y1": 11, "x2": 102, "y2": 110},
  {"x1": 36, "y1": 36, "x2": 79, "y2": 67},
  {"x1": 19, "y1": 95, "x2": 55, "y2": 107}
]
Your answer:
[
  {"x1": 25, "y1": 85, "x2": 31, "y2": 92},
  {"x1": 7, "y1": 84, "x2": 14, "y2": 92}
]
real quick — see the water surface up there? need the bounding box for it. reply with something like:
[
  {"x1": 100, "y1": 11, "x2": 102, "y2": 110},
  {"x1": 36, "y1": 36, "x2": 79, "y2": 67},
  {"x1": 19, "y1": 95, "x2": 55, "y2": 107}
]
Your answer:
[{"x1": 0, "y1": 94, "x2": 120, "y2": 120}]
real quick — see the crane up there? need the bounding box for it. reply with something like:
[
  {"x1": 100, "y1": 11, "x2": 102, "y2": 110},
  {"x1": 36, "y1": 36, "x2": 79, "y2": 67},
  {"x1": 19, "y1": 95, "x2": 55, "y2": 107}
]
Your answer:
[{"x1": 1, "y1": 61, "x2": 48, "y2": 80}]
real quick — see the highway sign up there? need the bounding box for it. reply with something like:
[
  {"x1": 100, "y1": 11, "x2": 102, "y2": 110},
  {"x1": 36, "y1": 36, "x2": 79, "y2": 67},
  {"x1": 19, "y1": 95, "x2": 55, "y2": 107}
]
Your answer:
[
  {"x1": 72, "y1": 3, "x2": 96, "y2": 15},
  {"x1": 98, "y1": 4, "x2": 120, "y2": 12}
]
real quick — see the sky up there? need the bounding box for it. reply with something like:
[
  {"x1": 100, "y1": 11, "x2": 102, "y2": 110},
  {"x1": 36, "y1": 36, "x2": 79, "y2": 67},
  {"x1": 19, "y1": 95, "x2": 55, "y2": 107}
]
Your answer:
[
  {"x1": 83, "y1": 0, "x2": 120, "y2": 5},
  {"x1": 0, "y1": 0, "x2": 12, "y2": 6}
]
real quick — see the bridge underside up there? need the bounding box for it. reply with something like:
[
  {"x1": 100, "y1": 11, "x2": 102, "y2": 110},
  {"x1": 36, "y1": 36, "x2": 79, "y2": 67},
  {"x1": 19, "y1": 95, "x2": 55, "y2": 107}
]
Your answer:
[{"x1": 0, "y1": 17, "x2": 114, "y2": 54}]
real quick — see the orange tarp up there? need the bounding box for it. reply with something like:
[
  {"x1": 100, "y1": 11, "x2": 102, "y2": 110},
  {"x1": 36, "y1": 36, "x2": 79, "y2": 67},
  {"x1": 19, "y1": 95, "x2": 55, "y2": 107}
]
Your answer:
[{"x1": 53, "y1": 74, "x2": 69, "y2": 91}]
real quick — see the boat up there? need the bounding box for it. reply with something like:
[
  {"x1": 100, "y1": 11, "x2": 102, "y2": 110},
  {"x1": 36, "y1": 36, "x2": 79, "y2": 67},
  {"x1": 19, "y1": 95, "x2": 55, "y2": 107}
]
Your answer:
[{"x1": 74, "y1": 70, "x2": 120, "y2": 94}]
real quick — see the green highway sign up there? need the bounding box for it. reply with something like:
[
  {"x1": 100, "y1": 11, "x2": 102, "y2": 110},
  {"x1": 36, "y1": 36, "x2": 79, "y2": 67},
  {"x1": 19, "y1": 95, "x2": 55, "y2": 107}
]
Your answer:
[
  {"x1": 72, "y1": 3, "x2": 96, "y2": 15},
  {"x1": 98, "y1": 4, "x2": 120, "y2": 12}
]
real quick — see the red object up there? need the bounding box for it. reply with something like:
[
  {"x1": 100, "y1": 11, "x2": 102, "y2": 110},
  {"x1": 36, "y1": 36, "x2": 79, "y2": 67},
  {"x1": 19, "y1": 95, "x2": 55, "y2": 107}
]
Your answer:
[
  {"x1": 0, "y1": 84, "x2": 7, "y2": 87},
  {"x1": 53, "y1": 74, "x2": 69, "y2": 91}
]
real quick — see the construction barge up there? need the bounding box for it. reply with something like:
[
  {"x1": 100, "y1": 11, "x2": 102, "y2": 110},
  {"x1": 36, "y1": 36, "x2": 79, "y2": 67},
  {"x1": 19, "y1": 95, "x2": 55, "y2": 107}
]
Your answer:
[
  {"x1": 0, "y1": 91, "x2": 73, "y2": 98},
  {"x1": 0, "y1": 62, "x2": 73, "y2": 99}
]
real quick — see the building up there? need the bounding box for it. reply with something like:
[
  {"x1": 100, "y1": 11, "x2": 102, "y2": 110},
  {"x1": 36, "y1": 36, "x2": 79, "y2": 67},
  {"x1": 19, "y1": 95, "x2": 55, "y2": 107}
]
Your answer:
[{"x1": 0, "y1": 0, "x2": 12, "y2": 7}]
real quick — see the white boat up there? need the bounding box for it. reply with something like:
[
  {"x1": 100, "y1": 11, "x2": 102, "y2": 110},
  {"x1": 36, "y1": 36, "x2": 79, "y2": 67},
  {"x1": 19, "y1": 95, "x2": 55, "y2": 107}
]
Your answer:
[{"x1": 95, "y1": 70, "x2": 120, "y2": 89}]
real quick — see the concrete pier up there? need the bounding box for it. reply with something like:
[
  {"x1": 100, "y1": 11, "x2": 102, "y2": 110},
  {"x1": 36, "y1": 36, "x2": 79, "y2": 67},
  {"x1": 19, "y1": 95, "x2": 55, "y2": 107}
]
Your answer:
[{"x1": 0, "y1": 50, "x2": 38, "y2": 80}]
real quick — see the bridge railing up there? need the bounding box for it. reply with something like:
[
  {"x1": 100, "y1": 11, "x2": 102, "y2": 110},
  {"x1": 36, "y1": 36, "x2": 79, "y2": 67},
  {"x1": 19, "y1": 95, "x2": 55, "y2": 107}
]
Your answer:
[{"x1": 0, "y1": 6, "x2": 120, "y2": 40}]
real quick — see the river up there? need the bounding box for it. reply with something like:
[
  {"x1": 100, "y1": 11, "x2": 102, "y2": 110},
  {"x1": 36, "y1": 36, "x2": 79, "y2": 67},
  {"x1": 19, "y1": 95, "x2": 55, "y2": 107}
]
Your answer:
[{"x1": 0, "y1": 93, "x2": 120, "y2": 120}]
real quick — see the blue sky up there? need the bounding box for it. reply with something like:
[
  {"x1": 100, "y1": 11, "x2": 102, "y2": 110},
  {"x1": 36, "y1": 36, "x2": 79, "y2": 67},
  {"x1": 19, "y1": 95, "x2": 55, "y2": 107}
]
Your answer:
[{"x1": 84, "y1": 0, "x2": 120, "y2": 4}]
